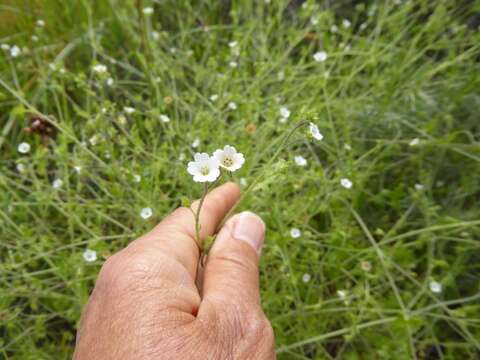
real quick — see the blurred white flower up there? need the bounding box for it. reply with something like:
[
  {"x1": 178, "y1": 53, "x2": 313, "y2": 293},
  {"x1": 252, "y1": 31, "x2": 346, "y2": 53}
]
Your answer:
[
  {"x1": 140, "y1": 207, "x2": 153, "y2": 219},
  {"x1": 337, "y1": 289, "x2": 348, "y2": 299},
  {"x1": 309, "y1": 122, "x2": 323, "y2": 141},
  {"x1": 229, "y1": 61, "x2": 238, "y2": 68},
  {"x1": 342, "y1": 19, "x2": 351, "y2": 28},
  {"x1": 133, "y1": 174, "x2": 142, "y2": 183},
  {"x1": 280, "y1": 106, "x2": 291, "y2": 119},
  {"x1": 310, "y1": 17, "x2": 319, "y2": 25},
  {"x1": 290, "y1": 228, "x2": 301, "y2": 238},
  {"x1": 160, "y1": 114, "x2": 170, "y2": 123},
  {"x1": 228, "y1": 101, "x2": 237, "y2": 110},
  {"x1": 409, "y1": 138, "x2": 420, "y2": 146},
  {"x1": 330, "y1": 25, "x2": 338, "y2": 33},
  {"x1": 143, "y1": 7, "x2": 154, "y2": 15},
  {"x1": 360, "y1": 22, "x2": 368, "y2": 31},
  {"x1": 10, "y1": 45, "x2": 21, "y2": 57},
  {"x1": 361, "y1": 260, "x2": 372, "y2": 272},
  {"x1": 179, "y1": 153, "x2": 186, "y2": 161},
  {"x1": 294, "y1": 155, "x2": 307, "y2": 167},
  {"x1": 74, "y1": 166, "x2": 82, "y2": 173},
  {"x1": 151, "y1": 31, "x2": 160, "y2": 40},
  {"x1": 344, "y1": 143, "x2": 352, "y2": 151},
  {"x1": 93, "y1": 64, "x2": 107, "y2": 74},
  {"x1": 415, "y1": 183, "x2": 424, "y2": 191},
  {"x1": 1, "y1": 43, "x2": 10, "y2": 51},
  {"x1": 52, "y1": 179, "x2": 63, "y2": 189},
  {"x1": 187, "y1": 153, "x2": 221, "y2": 182},
  {"x1": 302, "y1": 273, "x2": 311, "y2": 283},
  {"x1": 16, "y1": 163, "x2": 26, "y2": 173},
  {"x1": 429, "y1": 280, "x2": 442, "y2": 294},
  {"x1": 228, "y1": 41, "x2": 238, "y2": 48},
  {"x1": 18, "y1": 142, "x2": 31, "y2": 154},
  {"x1": 213, "y1": 145, "x2": 245, "y2": 172},
  {"x1": 240, "y1": 177, "x2": 247, "y2": 187},
  {"x1": 210, "y1": 94, "x2": 219, "y2": 102},
  {"x1": 83, "y1": 249, "x2": 97, "y2": 262},
  {"x1": 89, "y1": 135, "x2": 99, "y2": 146},
  {"x1": 36, "y1": 19, "x2": 45, "y2": 27},
  {"x1": 340, "y1": 178, "x2": 353, "y2": 189},
  {"x1": 31, "y1": 35, "x2": 39, "y2": 42},
  {"x1": 106, "y1": 77, "x2": 114, "y2": 86},
  {"x1": 313, "y1": 51, "x2": 328, "y2": 62},
  {"x1": 124, "y1": 106, "x2": 136, "y2": 114},
  {"x1": 191, "y1": 138, "x2": 200, "y2": 148}
]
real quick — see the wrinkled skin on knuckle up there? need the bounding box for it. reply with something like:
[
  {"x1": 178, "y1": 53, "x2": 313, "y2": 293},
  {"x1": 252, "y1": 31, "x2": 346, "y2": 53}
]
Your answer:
[{"x1": 197, "y1": 301, "x2": 275, "y2": 359}]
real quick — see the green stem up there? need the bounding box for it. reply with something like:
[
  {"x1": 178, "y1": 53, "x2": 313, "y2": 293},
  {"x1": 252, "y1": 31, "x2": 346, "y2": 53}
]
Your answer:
[{"x1": 194, "y1": 182, "x2": 209, "y2": 250}]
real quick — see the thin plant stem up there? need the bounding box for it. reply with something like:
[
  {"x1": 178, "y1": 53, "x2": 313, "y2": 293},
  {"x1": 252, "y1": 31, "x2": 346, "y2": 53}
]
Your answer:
[{"x1": 194, "y1": 182, "x2": 209, "y2": 250}]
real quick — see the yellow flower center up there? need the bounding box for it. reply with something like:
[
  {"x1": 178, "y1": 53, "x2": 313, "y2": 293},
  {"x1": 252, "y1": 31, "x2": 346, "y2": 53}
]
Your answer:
[{"x1": 223, "y1": 156, "x2": 233, "y2": 167}]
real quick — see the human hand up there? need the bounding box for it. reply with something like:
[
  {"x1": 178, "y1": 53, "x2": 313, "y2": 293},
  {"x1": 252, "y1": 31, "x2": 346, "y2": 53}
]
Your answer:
[{"x1": 74, "y1": 183, "x2": 275, "y2": 359}]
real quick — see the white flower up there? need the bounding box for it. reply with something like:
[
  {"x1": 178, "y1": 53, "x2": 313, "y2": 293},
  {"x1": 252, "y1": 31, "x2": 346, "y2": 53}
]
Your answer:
[
  {"x1": 290, "y1": 228, "x2": 301, "y2": 238},
  {"x1": 89, "y1": 135, "x2": 99, "y2": 146},
  {"x1": 151, "y1": 31, "x2": 160, "y2": 40},
  {"x1": 179, "y1": 153, "x2": 186, "y2": 161},
  {"x1": 36, "y1": 19, "x2": 45, "y2": 27},
  {"x1": 83, "y1": 249, "x2": 97, "y2": 262},
  {"x1": 1, "y1": 43, "x2": 10, "y2": 50},
  {"x1": 344, "y1": 143, "x2": 352, "y2": 151},
  {"x1": 313, "y1": 51, "x2": 328, "y2": 62},
  {"x1": 340, "y1": 178, "x2": 353, "y2": 189},
  {"x1": 18, "y1": 142, "x2": 31, "y2": 154},
  {"x1": 337, "y1": 289, "x2": 348, "y2": 299},
  {"x1": 361, "y1": 260, "x2": 372, "y2": 272},
  {"x1": 52, "y1": 179, "x2": 63, "y2": 189},
  {"x1": 10, "y1": 45, "x2": 21, "y2": 57},
  {"x1": 187, "y1": 153, "x2": 221, "y2": 183},
  {"x1": 213, "y1": 145, "x2": 245, "y2": 172},
  {"x1": 409, "y1": 138, "x2": 420, "y2": 146},
  {"x1": 429, "y1": 280, "x2": 442, "y2": 294},
  {"x1": 74, "y1": 166, "x2": 82, "y2": 174},
  {"x1": 31, "y1": 35, "x2": 39, "y2": 42},
  {"x1": 143, "y1": 7, "x2": 154, "y2": 15},
  {"x1": 239, "y1": 177, "x2": 247, "y2": 187},
  {"x1": 342, "y1": 19, "x2": 351, "y2": 28},
  {"x1": 310, "y1": 17, "x2": 319, "y2": 25},
  {"x1": 191, "y1": 138, "x2": 200, "y2": 148},
  {"x1": 106, "y1": 77, "x2": 114, "y2": 86},
  {"x1": 229, "y1": 61, "x2": 238, "y2": 68},
  {"x1": 133, "y1": 174, "x2": 142, "y2": 183},
  {"x1": 309, "y1": 122, "x2": 323, "y2": 141},
  {"x1": 228, "y1": 41, "x2": 238, "y2": 48},
  {"x1": 16, "y1": 163, "x2": 26, "y2": 173},
  {"x1": 93, "y1": 64, "x2": 107, "y2": 74},
  {"x1": 124, "y1": 106, "x2": 135, "y2": 114},
  {"x1": 330, "y1": 25, "x2": 338, "y2": 33},
  {"x1": 228, "y1": 101, "x2": 237, "y2": 110},
  {"x1": 279, "y1": 106, "x2": 291, "y2": 119},
  {"x1": 210, "y1": 94, "x2": 219, "y2": 102},
  {"x1": 160, "y1": 114, "x2": 170, "y2": 123},
  {"x1": 302, "y1": 273, "x2": 311, "y2": 283},
  {"x1": 294, "y1": 155, "x2": 307, "y2": 167},
  {"x1": 415, "y1": 183, "x2": 424, "y2": 191},
  {"x1": 140, "y1": 207, "x2": 153, "y2": 219}
]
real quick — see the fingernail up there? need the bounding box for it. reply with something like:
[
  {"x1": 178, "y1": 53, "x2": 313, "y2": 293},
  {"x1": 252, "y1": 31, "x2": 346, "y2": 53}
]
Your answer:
[{"x1": 232, "y1": 211, "x2": 265, "y2": 254}]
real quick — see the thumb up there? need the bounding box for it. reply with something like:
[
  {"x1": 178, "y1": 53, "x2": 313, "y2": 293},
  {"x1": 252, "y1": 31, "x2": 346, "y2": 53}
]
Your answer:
[{"x1": 200, "y1": 211, "x2": 265, "y2": 309}]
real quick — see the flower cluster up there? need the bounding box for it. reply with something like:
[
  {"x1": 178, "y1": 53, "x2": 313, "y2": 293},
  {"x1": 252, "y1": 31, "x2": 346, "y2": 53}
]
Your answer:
[{"x1": 187, "y1": 145, "x2": 245, "y2": 183}]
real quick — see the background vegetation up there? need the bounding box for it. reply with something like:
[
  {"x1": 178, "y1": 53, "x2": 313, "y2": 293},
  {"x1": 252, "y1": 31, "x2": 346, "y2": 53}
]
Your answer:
[{"x1": 1, "y1": 0, "x2": 479, "y2": 358}]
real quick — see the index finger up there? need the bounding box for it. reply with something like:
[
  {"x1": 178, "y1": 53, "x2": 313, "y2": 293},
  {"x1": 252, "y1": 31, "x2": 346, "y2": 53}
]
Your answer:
[{"x1": 132, "y1": 182, "x2": 240, "y2": 279}]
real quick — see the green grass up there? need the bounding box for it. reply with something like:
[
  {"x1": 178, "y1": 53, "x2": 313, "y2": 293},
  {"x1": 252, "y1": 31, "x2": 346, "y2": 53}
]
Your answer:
[{"x1": 1, "y1": 0, "x2": 480, "y2": 358}]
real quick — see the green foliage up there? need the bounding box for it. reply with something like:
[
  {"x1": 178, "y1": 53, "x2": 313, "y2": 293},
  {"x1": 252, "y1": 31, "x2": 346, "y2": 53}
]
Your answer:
[{"x1": 1, "y1": 0, "x2": 480, "y2": 358}]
